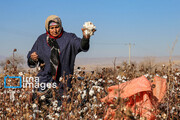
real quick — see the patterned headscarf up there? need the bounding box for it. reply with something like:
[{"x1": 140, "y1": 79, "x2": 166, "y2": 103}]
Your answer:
[
  {"x1": 45, "y1": 15, "x2": 62, "y2": 32},
  {"x1": 45, "y1": 15, "x2": 63, "y2": 80}
]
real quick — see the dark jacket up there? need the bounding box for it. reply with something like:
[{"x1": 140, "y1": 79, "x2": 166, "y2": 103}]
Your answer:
[{"x1": 27, "y1": 31, "x2": 89, "y2": 88}]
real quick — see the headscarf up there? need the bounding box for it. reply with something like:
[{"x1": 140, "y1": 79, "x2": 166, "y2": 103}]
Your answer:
[
  {"x1": 45, "y1": 15, "x2": 63, "y2": 81},
  {"x1": 45, "y1": 15, "x2": 62, "y2": 32}
]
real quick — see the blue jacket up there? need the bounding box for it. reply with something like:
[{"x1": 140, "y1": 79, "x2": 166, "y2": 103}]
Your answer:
[{"x1": 27, "y1": 31, "x2": 88, "y2": 88}]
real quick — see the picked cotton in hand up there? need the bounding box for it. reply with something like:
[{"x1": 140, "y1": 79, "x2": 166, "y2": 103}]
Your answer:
[{"x1": 83, "y1": 21, "x2": 96, "y2": 36}]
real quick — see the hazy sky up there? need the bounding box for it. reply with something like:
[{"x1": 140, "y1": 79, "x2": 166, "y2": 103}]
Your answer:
[{"x1": 0, "y1": 0, "x2": 180, "y2": 58}]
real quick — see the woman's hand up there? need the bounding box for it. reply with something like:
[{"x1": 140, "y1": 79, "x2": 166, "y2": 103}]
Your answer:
[
  {"x1": 82, "y1": 28, "x2": 90, "y2": 39},
  {"x1": 30, "y1": 52, "x2": 38, "y2": 61}
]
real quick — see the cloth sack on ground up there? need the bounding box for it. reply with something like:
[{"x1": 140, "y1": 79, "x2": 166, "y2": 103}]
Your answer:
[{"x1": 101, "y1": 75, "x2": 166, "y2": 120}]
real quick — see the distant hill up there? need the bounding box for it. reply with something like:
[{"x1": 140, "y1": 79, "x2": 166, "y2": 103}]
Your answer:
[{"x1": 75, "y1": 56, "x2": 180, "y2": 70}]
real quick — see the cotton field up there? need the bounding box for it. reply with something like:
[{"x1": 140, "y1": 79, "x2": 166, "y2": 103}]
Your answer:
[{"x1": 0, "y1": 60, "x2": 179, "y2": 120}]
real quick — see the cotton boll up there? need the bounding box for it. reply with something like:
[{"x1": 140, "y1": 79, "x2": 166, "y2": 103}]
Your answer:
[
  {"x1": 163, "y1": 75, "x2": 167, "y2": 79},
  {"x1": 52, "y1": 100, "x2": 58, "y2": 108},
  {"x1": 83, "y1": 107, "x2": 88, "y2": 112},
  {"x1": 19, "y1": 72, "x2": 23, "y2": 76},
  {"x1": 175, "y1": 72, "x2": 180, "y2": 76},
  {"x1": 98, "y1": 79, "x2": 103, "y2": 82},
  {"x1": 122, "y1": 76, "x2": 126, "y2": 79},
  {"x1": 84, "y1": 29, "x2": 90, "y2": 35},
  {"x1": 93, "y1": 96, "x2": 97, "y2": 101},
  {"x1": 83, "y1": 21, "x2": 96, "y2": 36},
  {"x1": 82, "y1": 90, "x2": 87, "y2": 99},
  {"x1": 40, "y1": 95, "x2": 46, "y2": 100},
  {"x1": 122, "y1": 80, "x2": 126, "y2": 83},
  {"x1": 57, "y1": 107, "x2": 61, "y2": 112},
  {"x1": 95, "y1": 81, "x2": 98, "y2": 85},
  {"x1": 99, "y1": 104, "x2": 102, "y2": 107},
  {"x1": 89, "y1": 89, "x2": 94, "y2": 96},
  {"x1": 108, "y1": 80, "x2": 113, "y2": 83},
  {"x1": 97, "y1": 88, "x2": 101, "y2": 92},
  {"x1": 94, "y1": 114, "x2": 97, "y2": 119},
  {"x1": 32, "y1": 104, "x2": 37, "y2": 109},
  {"x1": 144, "y1": 74, "x2": 149, "y2": 78},
  {"x1": 83, "y1": 22, "x2": 96, "y2": 30},
  {"x1": 53, "y1": 107, "x2": 57, "y2": 111},
  {"x1": 46, "y1": 115, "x2": 52, "y2": 119},
  {"x1": 59, "y1": 77, "x2": 63, "y2": 82}
]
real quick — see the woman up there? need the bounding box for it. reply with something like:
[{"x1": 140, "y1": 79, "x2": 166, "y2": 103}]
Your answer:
[{"x1": 27, "y1": 15, "x2": 92, "y2": 92}]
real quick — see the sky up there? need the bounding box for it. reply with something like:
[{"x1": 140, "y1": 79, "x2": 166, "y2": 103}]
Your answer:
[{"x1": 0, "y1": 0, "x2": 180, "y2": 58}]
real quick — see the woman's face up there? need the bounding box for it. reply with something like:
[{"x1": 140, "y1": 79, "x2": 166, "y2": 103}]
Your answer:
[{"x1": 49, "y1": 25, "x2": 61, "y2": 37}]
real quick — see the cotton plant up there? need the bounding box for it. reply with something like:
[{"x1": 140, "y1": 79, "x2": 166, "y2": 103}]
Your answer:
[{"x1": 1, "y1": 62, "x2": 180, "y2": 119}]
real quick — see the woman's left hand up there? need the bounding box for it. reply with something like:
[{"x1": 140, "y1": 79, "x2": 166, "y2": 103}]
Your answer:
[{"x1": 82, "y1": 28, "x2": 90, "y2": 39}]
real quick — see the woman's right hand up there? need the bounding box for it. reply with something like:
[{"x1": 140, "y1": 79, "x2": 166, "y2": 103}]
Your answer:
[{"x1": 30, "y1": 52, "x2": 38, "y2": 61}]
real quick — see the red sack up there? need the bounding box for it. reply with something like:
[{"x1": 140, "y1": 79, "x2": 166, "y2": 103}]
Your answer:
[{"x1": 101, "y1": 76, "x2": 166, "y2": 120}]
